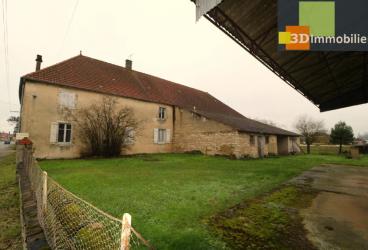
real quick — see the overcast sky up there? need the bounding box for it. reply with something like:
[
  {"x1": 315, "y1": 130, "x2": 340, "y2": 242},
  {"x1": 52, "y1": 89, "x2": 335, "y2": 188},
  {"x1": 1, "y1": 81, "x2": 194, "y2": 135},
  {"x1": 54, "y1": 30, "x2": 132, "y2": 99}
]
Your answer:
[{"x1": 0, "y1": 0, "x2": 367, "y2": 135}]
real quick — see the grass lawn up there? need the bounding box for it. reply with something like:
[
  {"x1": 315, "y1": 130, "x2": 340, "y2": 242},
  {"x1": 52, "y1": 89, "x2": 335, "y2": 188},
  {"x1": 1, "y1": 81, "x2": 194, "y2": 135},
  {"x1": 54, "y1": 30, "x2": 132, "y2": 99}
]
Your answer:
[
  {"x1": 40, "y1": 154, "x2": 368, "y2": 249},
  {"x1": 0, "y1": 153, "x2": 22, "y2": 250}
]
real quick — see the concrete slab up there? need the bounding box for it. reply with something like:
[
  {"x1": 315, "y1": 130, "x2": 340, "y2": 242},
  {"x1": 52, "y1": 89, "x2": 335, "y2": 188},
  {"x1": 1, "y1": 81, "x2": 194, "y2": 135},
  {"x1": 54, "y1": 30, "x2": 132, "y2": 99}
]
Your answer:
[{"x1": 290, "y1": 165, "x2": 368, "y2": 249}]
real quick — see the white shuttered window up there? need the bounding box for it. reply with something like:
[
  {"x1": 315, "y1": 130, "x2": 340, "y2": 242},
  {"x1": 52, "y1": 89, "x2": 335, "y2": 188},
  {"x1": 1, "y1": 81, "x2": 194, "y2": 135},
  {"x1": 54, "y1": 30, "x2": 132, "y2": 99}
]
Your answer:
[
  {"x1": 50, "y1": 122, "x2": 72, "y2": 144},
  {"x1": 124, "y1": 127, "x2": 135, "y2": 145},
  {"x1": 153, "y1": 128, "x2": 171, "y2": 144}
]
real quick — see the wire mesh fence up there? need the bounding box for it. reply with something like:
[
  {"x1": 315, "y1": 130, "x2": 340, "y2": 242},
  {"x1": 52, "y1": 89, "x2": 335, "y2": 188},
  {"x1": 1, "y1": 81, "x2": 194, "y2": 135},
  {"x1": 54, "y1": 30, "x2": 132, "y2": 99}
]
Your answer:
[{"x1": 21, "y1": 145, "x2": 152, "y2": 250}]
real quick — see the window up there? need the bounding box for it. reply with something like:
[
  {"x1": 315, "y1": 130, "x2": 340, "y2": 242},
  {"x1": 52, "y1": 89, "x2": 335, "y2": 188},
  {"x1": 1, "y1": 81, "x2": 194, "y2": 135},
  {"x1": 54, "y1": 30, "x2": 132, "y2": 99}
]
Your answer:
[
  {"x1": 124, "y1": 127, "x2": 135, "y2": 145},
  {"x1": 154, "y1": 128, "x2": 171, "y2": 144},
  {"x1": 59, "y1": 91, "x2": 76, "y2": 109},
  {"x1": 250, "y1": 135, "x2": 255, "y2": 145},
  {"x1": 158, "y1": 129, "x2": 166, "y2": 143},
  {"x1": 57, "y1": 123, "x2": 72, "y2": 143},
  {"x1": 265, "y1": 136, "x2": 269, "y2": 144},
  {"x1": 158, "y1": 107, "x2": 166, "y2": 120}
]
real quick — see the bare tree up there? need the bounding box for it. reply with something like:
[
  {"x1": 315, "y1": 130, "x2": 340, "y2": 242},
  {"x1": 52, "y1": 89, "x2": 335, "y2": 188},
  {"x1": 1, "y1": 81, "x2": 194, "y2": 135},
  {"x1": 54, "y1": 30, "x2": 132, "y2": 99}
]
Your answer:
[
  {"x1": 65, "y1": 97, "x2": 141, "y2": 157},
  {"x1": 294, "y1": 115, "x2": 326, "y2": 154},
  {"x1": 358, "y1": 132, "x2": 368, "y2": 140}
]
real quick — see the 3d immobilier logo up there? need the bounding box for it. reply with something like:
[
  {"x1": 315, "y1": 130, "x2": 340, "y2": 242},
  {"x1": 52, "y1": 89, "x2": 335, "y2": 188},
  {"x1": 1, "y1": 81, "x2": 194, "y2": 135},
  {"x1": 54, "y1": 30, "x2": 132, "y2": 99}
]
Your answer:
[{"x1": 278, "y1": 0, "x2": 368, "y2": 51}]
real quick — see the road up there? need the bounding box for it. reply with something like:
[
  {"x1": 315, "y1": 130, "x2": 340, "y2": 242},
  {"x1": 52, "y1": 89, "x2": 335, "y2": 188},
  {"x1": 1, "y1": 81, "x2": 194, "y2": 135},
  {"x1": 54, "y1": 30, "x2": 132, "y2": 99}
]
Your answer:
[
  {"x1": 0, "y1": 143, "x2": 15, "y2": 158},
  {"x1": 291, "y1": 165, "x2": 368, "y2": 249}
]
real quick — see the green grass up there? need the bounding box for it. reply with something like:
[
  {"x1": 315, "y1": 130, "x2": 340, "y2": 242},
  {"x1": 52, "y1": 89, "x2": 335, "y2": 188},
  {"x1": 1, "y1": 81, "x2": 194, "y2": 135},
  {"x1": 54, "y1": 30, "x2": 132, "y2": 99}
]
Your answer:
[
  {"x1": 40, "y1": 154, "x2": 368, "y2": 249},
  {"x1": 210, "y1": 186, "x2": 317, "y2": 249},
  {"x1": 0, "y1": 153, "x2": 22, "y2": 250}
]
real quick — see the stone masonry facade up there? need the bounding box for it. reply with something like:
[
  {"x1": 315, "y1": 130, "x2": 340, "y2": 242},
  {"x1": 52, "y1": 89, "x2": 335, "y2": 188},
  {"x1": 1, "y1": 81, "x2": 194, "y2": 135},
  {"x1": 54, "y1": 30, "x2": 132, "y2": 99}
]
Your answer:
[
  {"x1": 20, "y1": 81, "x2": 296, "y2": 159},
  {"x1": 173, "y1": 108, "x2": 279, "y2": 158}
]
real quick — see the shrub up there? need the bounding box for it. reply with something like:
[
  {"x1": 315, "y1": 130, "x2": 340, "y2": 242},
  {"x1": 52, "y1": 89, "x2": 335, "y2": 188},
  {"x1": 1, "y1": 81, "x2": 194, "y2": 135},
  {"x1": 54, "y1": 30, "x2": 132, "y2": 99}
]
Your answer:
[{"x1": 64, "y1": 96, "x2": 141, "y2": 157}]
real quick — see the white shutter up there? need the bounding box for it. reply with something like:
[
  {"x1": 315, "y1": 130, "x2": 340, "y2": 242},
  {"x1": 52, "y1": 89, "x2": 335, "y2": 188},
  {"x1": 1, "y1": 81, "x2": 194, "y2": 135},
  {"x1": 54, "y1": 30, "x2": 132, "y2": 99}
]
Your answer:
[
  {"x1": 59, "y1": 92, "x2": 67, "y2": 107},
  {"x1": 50, "y1": 122, "x2": 58, "y2": 143},
  {"x1": 66, "y1": 93, "x2": 75, "y2": 108},
  {"x1": 125, "y1": 127, "x2": 135, "y2": 145},
  {"x1": 59, "y1": 91, "x2": 76, "y2": 109},
  {"x1": 130, "y1": 128, "x2": 135, "y2": 139},
  {"x1": 166, "y1": 129, "x2": 171, "y2": 143},
  {"x1": 70, "y1": 93, "x2": 76, "y2": 108},
  {"x1": 153, "y1": 128, "x2": 158, "y2": 144}
]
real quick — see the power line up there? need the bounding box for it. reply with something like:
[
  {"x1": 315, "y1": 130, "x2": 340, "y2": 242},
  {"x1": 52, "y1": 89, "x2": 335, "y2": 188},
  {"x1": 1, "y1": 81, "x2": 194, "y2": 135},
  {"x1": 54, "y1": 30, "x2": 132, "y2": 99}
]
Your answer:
[
  {"x1": 1, "y1": 0, "x2": 10, "y2": 113},
  {"x1": 58, "y1": 0, "x2": 79, "y2": 57}
]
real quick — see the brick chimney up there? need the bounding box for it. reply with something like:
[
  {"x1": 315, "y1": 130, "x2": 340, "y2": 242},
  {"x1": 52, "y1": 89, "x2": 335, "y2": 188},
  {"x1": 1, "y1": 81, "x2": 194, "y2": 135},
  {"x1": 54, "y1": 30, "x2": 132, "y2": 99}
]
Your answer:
[
  {"x1": 35, "y1": 55, "x2": 43, "y2": 71},
  {"x1": 125, "y1": 59, "x2": 132, "y2": 70}
]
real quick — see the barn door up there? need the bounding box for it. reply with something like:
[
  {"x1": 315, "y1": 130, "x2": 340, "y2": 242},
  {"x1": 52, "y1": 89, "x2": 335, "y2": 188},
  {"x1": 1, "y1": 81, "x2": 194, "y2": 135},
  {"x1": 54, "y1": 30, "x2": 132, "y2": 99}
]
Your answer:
[{"x1": 258, "y1": 136, "x2": 265, "y2": 158}]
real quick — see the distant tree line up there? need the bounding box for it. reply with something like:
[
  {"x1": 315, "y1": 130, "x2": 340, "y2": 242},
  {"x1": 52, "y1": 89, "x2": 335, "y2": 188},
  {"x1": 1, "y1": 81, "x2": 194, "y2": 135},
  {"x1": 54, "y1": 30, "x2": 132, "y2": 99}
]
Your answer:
[{"x1": 294, "y1": 115, "x2": 355, "y2": 154}]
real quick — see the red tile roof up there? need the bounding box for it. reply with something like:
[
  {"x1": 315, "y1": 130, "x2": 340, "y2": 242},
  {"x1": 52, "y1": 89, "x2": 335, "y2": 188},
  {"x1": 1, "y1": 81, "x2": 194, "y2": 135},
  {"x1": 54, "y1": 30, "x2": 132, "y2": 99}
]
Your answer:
[
  {"x1": 21, "y1": 55, "x2": 298, "y2": 136},
  {"x1": 194, "y1": 110, "x2": 299, "y2": 136}
]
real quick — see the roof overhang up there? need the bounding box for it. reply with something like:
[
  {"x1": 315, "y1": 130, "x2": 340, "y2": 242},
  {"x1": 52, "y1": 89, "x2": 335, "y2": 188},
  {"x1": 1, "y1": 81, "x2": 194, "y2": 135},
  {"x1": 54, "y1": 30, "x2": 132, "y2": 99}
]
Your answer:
[{"x1": 194, "y1": 0, "x2": 368, "y2": 112}]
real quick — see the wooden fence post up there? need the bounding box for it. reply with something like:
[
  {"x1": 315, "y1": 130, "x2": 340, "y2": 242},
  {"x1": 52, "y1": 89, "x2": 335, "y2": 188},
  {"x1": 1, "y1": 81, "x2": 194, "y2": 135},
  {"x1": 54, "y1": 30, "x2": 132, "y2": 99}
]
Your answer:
[
  {"x1": 120, "y1": 213, "x2": 132, "y2": 250},
  {"x1": 23, "y1": 146, "x2": 27, "y2": 174},
  {"x1": 42, "y1": 171, "x2": 48, "y2": 213}
]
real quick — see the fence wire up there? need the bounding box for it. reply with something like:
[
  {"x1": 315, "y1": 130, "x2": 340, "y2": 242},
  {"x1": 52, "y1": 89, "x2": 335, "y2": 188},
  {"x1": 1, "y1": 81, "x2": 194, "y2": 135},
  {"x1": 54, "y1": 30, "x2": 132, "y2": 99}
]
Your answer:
[{"x1": 23, "y1": 147, "x2": 151, "y2": 250}]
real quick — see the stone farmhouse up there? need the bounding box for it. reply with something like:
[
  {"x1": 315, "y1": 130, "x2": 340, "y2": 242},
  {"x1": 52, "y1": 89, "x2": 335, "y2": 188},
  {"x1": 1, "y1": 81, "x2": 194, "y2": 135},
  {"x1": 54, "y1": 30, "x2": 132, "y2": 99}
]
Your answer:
[{"x1": 19, "y1": 54, "x2": 300, "y2": 159}]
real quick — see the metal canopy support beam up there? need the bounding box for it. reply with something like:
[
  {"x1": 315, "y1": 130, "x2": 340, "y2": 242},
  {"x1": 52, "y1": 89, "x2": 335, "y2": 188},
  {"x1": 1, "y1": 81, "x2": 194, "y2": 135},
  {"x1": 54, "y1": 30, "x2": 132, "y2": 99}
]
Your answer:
[
  {"x1": 205, "y1": 7, "x2": 317, "y2": 104},
  {"x1": 196, "y1": 0, "x2": 368, "y2": 112},
  {"x1": 320, "y1": 85, "x2": 367, "y2": 111},
  {"x1": 317, "y1": 77, "x2": 361, "y2": 101},
  {"x1": 254, "y1": 24, "x2": 276, "y2": 47},
  {"x1": 363, "y1": 53, "x2": 368, "y2": 100},
  {"x1": 281, "y1": 53, "x2": 309, "y2": 69},
  {"x1": 321, "y1": 52, "x2": 342, "y2": 106}
]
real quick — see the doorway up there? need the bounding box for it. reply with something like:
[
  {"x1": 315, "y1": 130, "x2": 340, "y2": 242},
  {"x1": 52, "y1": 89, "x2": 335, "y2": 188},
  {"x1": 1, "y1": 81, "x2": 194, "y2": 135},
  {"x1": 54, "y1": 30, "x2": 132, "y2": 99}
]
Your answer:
[
  {"x1": 277, "y1": 136, "x2": 289, "y2": 155},
  {"x1": 257, "y1": 136, "x2": 265, "y2": 158}
]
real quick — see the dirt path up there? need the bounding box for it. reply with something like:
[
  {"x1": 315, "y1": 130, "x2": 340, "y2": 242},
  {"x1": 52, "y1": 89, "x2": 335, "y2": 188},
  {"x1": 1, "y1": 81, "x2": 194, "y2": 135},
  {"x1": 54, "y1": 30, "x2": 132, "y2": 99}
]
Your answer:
[{"x1": 290, "y1": 165, "x2": 368, "y2": 250}]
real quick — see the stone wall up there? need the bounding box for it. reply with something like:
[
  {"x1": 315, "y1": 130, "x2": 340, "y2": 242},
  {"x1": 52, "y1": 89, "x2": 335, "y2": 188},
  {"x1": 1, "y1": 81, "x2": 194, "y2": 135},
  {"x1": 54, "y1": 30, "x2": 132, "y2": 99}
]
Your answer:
[
  {"x1": 20, "y1": 81, "x2": 173, "y2": 159},
  {"x1": 20, "y1": 81, "x2": 294, "y2": 159},
  {"x1": 173, "y1": 108, "x2": 268, "y2": 158},
  {"x1": 277, "y1": 136, "x2": 301, "y2": 155}
]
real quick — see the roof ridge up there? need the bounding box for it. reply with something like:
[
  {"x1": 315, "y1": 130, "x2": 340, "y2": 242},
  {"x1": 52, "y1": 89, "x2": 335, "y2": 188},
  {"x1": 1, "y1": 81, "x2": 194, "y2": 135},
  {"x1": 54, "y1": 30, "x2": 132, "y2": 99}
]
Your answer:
[
  {"x1": 24, "y1": 54, "x2": 214, "y2": 97},
  {"x1": 20, "y1": 54, "x2": 278, "y2": 133},
  {"x1": 80, "y1": 54, "x2": 212, "y2": 95},
  {"x1": 22, "y1": 54, "x2": 82, "y2": 78},
  {"x1": 194, "y1": 109, "x2": 246, "y2": 119},
  {"x1": 193, "y1": 109, "x2": 299, "y2": 136},
  {"x1": 203, "y1": 94, "x2": 245, "y2": 118}
]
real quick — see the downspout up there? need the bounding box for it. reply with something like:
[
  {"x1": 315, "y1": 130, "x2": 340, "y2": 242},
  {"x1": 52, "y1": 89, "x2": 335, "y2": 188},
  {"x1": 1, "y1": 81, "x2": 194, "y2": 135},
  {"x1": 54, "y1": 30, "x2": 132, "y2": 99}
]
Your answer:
[{"x1": 18, "y1": 78, "x2": 25, "y2": 132}]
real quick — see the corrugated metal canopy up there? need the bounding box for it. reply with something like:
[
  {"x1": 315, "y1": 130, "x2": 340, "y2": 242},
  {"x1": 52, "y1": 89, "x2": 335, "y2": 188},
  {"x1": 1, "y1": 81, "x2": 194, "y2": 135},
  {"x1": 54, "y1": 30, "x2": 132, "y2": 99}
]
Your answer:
[{"x1": 195, "y1": 0, "x2": 368, "y2": 112}]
